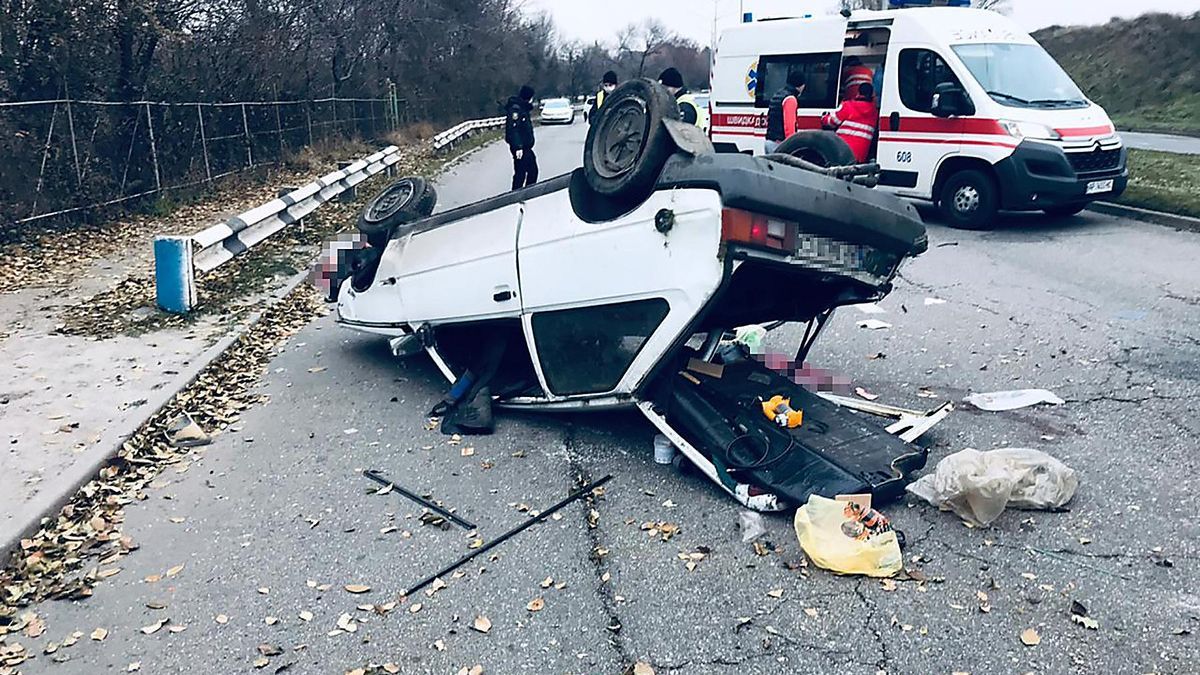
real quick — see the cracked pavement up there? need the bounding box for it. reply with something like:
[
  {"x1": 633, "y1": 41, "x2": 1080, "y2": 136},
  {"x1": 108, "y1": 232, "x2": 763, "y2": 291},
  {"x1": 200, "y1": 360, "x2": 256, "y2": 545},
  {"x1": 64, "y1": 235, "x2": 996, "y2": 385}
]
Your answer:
[{"x1": 10, "y1": 125, "x2": 1200, "y2": 674}]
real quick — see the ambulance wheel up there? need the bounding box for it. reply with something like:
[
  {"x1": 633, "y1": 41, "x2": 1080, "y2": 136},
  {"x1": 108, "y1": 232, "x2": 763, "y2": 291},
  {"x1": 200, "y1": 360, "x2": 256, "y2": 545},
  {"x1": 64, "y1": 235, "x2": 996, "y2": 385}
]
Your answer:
[
  {"x1": 1042, "y1": 203, "x2": 1087, "y2": 218},
  {"x1": 939, "y1": 169, "x2": 999, "y2": 230},
  {"x1": 773, "y1": 131, "x2": 856, "y2": 168},
  {"x1": 584, "y1": 78, "x2": 680, "y2": 198},
  {"x1": 358, "y1": 176, "x2": 437, "y2": 241}
]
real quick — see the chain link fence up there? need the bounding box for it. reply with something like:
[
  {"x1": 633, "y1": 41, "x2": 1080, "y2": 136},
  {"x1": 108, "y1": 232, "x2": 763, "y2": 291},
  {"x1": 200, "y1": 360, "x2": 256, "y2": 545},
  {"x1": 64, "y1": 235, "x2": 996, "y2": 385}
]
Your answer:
[{"x1": 0, "y1": 92, "x2": 412, "y2": 228}]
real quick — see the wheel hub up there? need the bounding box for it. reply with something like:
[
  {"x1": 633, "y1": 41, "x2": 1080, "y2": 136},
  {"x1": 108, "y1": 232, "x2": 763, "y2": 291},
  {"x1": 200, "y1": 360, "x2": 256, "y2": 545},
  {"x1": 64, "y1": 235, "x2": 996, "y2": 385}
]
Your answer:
[
  {"x1": 366, "y1": 182, "x2": 414, "y2": 222},
  {"x1": 594, "y1": 98, "x2": 648, "y2": 179},
  {"x1": 953, "y1": 185, "x2": 980, "y2": 213}
]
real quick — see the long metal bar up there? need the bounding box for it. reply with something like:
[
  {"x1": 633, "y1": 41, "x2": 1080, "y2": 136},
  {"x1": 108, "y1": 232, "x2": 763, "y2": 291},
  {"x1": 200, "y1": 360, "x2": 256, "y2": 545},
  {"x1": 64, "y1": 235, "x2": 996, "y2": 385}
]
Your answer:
[
  {"x1": 399, "y1": 475, "x2": 614, "y2": 597},
  {"x1": 145, "y1": 102, "x2": 162, "y2": 191},
  {"x1": 362, "y1": 469, "x2": 476, "y2": 530}
]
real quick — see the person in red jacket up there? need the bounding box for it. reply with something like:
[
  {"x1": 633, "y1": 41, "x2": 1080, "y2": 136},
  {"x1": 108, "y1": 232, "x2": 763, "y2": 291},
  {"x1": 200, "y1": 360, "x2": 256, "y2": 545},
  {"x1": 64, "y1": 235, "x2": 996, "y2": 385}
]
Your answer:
[
  {"x1": 841, "y1": 56, "x2": 874, "y2": 101},
  {"x1": 820, "y1": 82, "x2": 878, "y2": 163}
]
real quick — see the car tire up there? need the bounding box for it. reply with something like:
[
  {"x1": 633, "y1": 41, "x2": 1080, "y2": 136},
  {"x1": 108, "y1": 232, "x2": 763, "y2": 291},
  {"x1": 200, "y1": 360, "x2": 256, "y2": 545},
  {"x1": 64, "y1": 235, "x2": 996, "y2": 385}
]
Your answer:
[
  {"x1": 584, "y1": 78, "x2": 680, "y2": 198},
  {"x1": 1042, "y1": 203, "x2": 1087, "y2": 218},
  {"x1": 939, "y1": 169, "x2": 999, "y2": 230},
  {"x1": 773, "y1": 130, "x2": 856, "y2": 168},
  {"x1": 358, "y1": 176, "x2": 437, "y2": 241}
]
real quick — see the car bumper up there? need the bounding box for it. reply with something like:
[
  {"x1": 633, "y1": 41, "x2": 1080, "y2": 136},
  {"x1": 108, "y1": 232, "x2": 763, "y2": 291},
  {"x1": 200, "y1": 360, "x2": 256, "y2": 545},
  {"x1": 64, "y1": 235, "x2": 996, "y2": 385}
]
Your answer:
[
  {"x1": 540, "y1": 114, "x2": 574, "y2": 124},
  {"x1": 995, "y1": 140, "x2": 1128, "y2": 210}
]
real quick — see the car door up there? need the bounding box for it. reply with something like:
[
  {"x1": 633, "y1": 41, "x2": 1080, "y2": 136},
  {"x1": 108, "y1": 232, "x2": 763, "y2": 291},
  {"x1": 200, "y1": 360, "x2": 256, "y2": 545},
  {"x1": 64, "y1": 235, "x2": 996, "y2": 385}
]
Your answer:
[
  {"x1": 877, "y1": 47, "x2": 965, "y2": 198},
  {"x1": 516, "y1": 186, "x2": 725, "y2": 400},
  {"x1": 392, "y1": 204, "x2": 523, "y2": 324}
]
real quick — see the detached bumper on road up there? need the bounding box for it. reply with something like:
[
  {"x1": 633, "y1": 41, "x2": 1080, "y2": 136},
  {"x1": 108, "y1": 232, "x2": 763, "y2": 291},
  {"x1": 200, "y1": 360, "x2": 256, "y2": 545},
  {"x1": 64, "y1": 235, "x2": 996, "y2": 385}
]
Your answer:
[{"x1": 995, "y1": 140, "x2": 1128, "y2": 210}]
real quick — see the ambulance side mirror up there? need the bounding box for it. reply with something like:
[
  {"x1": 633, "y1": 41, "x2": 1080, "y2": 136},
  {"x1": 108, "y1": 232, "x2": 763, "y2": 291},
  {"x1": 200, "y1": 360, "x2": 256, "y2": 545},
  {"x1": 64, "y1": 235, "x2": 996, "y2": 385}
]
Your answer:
[{"x1": 931, "y1": 83, "x2": 974, "y2": 118}]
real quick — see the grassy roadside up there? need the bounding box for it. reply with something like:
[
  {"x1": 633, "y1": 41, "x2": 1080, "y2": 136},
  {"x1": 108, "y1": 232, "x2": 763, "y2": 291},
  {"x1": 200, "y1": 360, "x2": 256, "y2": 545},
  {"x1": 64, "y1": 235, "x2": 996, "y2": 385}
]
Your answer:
[{"x1": 1113, "y1": 148, "x2": 1200, "y2": 220}]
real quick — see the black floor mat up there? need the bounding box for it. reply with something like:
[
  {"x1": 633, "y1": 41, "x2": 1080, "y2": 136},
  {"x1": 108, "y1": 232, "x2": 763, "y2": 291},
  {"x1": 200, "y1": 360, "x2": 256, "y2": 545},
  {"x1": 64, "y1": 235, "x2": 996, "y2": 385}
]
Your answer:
[{"x1": 663, "y1": 359, "x2": 927, "y2": 505}]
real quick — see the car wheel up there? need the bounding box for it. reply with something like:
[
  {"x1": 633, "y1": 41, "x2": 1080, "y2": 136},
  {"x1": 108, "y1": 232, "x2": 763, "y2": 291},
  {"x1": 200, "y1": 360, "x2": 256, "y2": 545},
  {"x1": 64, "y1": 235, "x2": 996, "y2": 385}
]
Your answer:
[
  {"x1": 358, "y1": 176, "x2": 437, "y2": 242},
  {"x1": 772, "y1": 130, "x2": 856, "y2": 168},
  {"x1": 583, "y1": 78, "x2": 680, "y2": 198},
  {"x1": 1042, "y1": 203, "x2": 1087, "y2": 218},
  {"x1": 939, "y1": 169, "x2": 999, "y2": 230}
]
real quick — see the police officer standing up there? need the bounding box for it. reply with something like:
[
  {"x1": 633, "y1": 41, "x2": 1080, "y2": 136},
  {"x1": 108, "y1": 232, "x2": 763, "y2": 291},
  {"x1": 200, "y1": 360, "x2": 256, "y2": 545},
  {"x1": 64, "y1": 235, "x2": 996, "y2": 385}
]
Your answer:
[
  {"x1": 589, "y1": 71, "x2": 618, "y2": 124},
  {"x1": 658, "y1": 67, "x2": 702, "y2": 127},
  {"x1": 764, "y1": 70, "x2": 806, "y2": 154},
  {"x1": 505, "y1": 84, "x2": 538, "y2": 191}
]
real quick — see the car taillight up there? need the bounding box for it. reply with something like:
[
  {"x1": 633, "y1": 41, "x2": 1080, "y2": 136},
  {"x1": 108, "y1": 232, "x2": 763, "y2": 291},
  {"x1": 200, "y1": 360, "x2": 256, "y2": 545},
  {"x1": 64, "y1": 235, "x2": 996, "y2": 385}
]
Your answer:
[{"x1": 721, "y1": 208, "x2": 795, "y2": 251}]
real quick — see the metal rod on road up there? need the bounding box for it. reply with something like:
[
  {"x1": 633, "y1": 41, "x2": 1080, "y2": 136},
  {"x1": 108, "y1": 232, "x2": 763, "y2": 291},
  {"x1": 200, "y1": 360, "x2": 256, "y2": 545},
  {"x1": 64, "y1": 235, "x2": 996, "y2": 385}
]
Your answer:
[
  {"x1": 398, "y1": 474, "x2": 614, "y2": 598},
  {"x1": 363, "y1": 469, "x2": 477, "y2": 530}
]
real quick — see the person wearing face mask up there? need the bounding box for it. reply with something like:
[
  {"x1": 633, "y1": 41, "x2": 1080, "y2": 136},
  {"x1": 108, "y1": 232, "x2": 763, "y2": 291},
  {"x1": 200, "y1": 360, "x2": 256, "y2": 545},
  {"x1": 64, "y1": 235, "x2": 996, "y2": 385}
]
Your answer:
[{"x1": 589, "y1": 71, "x2": 619, "y2": 123}]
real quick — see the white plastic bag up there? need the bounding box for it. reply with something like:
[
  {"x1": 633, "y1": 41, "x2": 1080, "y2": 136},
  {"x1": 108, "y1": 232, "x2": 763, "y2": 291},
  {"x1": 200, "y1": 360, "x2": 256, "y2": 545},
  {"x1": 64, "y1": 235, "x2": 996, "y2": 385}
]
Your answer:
[
  {"x1": 739, "y1": 510, "x2": 767, "y2": 543},
  {"x1": 906, "y1": 448, "x2": 1078, "y2": 526}
]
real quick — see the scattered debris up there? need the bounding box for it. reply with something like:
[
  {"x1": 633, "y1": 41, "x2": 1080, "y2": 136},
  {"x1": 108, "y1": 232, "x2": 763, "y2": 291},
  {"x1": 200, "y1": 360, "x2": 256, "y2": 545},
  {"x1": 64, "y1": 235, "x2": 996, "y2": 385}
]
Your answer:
[
  {"x1": 739, "y1": 511, "x2": 767, "y2": 543},
  {"x1": 472, "y1": 615, "x2": 492, "y2": 633},
  {"x1": 164, "y1": 412, "x2": 212, "y2": 448},
  {"x1": 856, "y1": 319, "x2": 892, "y2": 330},
  {"x1": 923, "y1": 298, "x2": 947, "y2": 306},
  {"x1": 526, "y1": 598, "x2": 545, "y2": 612},
  {"x1": 854, "y1": 387, "x2": 880, "y2": 401},
  {"x1": 363, "y1": 469, "x2": 476, "y2": 530},
  {"x1": 140, "y1": 618, "x2": 169, "y2": 635},
  {"x1": 1020, "y1": 627, "x2": 1041, "y2": 646},
  {"x1": 907, "y1": 448, "x2": 1078, "y2": 526},
  {"x1": 343, "y1": 584, "x2": 371, "y2": 594},
  {"x1": 963, "y1": 389, "x2": 1065, "y2": 412},
  {"x1": 794, "y1": 495, "x2": 902, "y2": 577},
  {"x1": 1069, "y1": 600, "x2": 1099, "y2": 630}
]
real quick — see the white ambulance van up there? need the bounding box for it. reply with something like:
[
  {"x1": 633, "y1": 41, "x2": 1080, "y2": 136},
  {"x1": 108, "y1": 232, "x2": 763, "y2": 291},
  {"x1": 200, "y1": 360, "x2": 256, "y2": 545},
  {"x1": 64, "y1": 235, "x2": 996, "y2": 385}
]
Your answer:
[{"x1": 710, "y1": 5, "x2": 1128, "y2": 229}]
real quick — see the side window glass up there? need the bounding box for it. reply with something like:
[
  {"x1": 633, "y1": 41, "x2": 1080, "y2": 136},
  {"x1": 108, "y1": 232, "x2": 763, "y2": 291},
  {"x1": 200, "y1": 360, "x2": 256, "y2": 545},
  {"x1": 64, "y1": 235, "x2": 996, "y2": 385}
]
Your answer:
[
  {"x1": 532, "y1": 298, "x2": 670, "y2": 396},
  {"x1": 755, "y1": 53, "x2": 842, "y2": 109},
  {"x1": 898, "y1": 48, "x2": 962, "y2": 113}
]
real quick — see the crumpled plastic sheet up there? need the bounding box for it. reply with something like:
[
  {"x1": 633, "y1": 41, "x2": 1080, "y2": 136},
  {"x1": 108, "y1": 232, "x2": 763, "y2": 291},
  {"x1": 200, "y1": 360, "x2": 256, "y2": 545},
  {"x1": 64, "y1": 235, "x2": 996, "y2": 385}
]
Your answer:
[
  {"x1": 963, "y1": 389, "x2": 1065, "y2": 411},
  {"x1": 739, "y1": 510, "x2": 767, "y2": 543},
  {"x1": 907, "y1": 447, "x2": 1078, "y2": 526}
]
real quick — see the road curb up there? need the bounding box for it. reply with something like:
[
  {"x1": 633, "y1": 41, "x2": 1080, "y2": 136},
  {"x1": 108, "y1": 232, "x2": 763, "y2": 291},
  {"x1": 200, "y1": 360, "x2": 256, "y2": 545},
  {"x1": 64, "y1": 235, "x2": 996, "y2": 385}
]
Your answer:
[
  {"x1": 1087, "y1": 201, "x2": 1200, "y2": 234},
  {"x1": 0, "y1": 271, "x2": 313, "y2": 557}
]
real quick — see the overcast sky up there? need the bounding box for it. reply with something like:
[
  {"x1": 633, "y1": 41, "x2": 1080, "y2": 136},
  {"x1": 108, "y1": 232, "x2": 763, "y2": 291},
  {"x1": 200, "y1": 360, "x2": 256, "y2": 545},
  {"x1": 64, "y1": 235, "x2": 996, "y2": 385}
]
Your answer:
[{"x1": 523, "y1": 0, "x2": 1199, "y2": 48}]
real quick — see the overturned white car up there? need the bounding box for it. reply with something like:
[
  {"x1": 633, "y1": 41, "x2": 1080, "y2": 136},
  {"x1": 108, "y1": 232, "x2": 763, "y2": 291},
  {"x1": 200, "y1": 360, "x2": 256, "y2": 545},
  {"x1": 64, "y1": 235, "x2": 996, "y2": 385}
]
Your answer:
[{"x1": 324, "y1": 80, "x2": 949, "y2": 511}]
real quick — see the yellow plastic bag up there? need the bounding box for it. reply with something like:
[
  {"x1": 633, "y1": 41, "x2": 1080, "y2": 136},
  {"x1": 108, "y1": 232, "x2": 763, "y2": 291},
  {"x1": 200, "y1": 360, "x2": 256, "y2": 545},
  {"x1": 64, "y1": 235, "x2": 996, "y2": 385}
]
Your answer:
[{"x1": 793, "y1": 495, "x2": 902, "y2": 578}]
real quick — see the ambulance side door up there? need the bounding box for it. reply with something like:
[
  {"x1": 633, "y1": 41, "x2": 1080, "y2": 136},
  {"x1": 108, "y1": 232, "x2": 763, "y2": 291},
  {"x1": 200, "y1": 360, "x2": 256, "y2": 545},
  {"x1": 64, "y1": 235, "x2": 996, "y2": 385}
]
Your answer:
[{"x1": 876, "y1": 47, "x2": 966, "y2": 198}]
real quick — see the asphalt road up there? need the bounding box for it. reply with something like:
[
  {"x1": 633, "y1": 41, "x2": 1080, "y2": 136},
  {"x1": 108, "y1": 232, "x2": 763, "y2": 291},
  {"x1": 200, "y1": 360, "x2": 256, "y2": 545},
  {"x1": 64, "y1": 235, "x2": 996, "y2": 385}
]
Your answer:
[
  {"x1": 1120, "y1": 131, "x2": 1200, "y2": 155},
  {"x1": 16, "y1": 120, "x2": 1200, "y2": 675}
]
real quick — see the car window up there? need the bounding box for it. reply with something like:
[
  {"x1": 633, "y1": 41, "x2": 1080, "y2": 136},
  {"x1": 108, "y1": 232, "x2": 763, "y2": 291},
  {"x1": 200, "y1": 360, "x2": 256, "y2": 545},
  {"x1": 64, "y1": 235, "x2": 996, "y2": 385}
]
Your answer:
[
  {"x1": 532, "y1": 298, "x2": 669, "y2": 395},
  {"x1": 898, "y1": 48, "x2": 964, "y2": 113},
  {"x1": 754, "y1": 52, "x2": 841, "y2": 109}
]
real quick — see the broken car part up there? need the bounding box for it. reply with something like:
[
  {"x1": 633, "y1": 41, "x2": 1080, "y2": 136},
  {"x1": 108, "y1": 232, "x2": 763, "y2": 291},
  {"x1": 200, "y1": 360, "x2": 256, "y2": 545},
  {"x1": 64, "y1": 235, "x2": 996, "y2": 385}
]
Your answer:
[
  {"x1": 399, "y1": 475, "x2": 613, "y2": 597},
  {"x1": 362, "y1": 469, "x2": 477, "y2": 530}
]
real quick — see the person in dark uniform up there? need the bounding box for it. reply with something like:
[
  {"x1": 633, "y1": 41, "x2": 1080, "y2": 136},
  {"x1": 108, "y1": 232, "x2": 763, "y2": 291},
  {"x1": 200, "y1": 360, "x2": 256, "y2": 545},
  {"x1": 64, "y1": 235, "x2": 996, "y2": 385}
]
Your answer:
[
  {"x1": 764, "y1": 69, "x2": 806, "y2": 154},
  {"x1": 505, "y1": 85, "x2": 538, "y2": 190},
  {"x1": 658, "y1": 67, "x2": 702, "y2": 127}
]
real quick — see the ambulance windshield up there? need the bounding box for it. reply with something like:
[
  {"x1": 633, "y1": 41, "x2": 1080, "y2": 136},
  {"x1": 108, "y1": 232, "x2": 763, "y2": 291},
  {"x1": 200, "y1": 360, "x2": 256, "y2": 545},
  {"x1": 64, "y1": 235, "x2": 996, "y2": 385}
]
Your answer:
[{"x1": 952, "y1": 43, "x2": 1088, "y2": 109}]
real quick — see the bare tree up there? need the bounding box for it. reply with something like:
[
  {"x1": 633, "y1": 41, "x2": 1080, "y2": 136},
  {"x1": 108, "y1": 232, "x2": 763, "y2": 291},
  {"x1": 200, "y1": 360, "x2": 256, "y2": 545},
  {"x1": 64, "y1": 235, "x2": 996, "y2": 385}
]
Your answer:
[{"x1": 617, "y1": 19, "x2": 676, "y2": 78}]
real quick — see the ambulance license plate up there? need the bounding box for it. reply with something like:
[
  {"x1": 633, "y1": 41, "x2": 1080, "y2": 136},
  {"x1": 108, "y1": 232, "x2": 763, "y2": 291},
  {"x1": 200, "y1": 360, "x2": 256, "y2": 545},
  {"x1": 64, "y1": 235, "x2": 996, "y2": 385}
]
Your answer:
[{"x1": 1086, "y1": 179, "x2": 1114, "y2": 195}]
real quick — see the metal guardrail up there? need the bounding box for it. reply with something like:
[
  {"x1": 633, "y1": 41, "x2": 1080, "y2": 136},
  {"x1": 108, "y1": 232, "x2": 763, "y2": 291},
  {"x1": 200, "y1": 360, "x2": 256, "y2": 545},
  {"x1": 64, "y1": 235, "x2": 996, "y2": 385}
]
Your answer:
[
  {"x1": 431, "y1": 116, "x2": 505, "y2": 152},
  {"x1": 153, "y1": 145, "x2": 402, "y2": 313}
]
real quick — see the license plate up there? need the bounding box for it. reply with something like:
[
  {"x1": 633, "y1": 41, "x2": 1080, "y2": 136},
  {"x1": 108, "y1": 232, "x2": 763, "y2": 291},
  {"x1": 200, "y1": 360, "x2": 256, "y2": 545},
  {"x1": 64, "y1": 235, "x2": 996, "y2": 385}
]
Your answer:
[{"x1": 1086, "y1": 179, "x2": 1114, "y2": 195}]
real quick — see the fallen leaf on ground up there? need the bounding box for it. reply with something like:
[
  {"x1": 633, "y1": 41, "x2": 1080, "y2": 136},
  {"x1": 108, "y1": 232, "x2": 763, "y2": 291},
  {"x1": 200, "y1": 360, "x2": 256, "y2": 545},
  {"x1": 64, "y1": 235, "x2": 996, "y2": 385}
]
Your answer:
[
  {"x1": 299, "y1": 611, "x2": 314, "y2": 622},
  {"x1": 253, "y1": 655, "x2": 269, "y2": 668},
  {"x1": 258, "y1": 644, "x2": 283, "y2": 656},
  {"x1": 257, "y1": 587, "x2": 270, "y2": 594},
  {"x1": 434, "y1": 639, "x2": 446, "y2": 651},
  {"x1": 167, "y1": 625, "x2": 186, "y2": 633},
  {"x1": 165, "y1": 564, "x2": 184, "y2": 577},
  {"x1": 344, "y1": 584, "x2": 371, "y2": 594},
  {"x1": 855, "y1": 387, "x2": 880, "y2": 401},
  {"x1": 91, "y1": 627, "x2": 108, "y2": 641},
  {"x1": 766, "y1": 589, "x2": 784, "y2": 599},
  {"x1": 472, "y1": 615, "x2": 492, "y2": 633},
  {"x1": 127, "y1": 663, "x2": 141, "y2": 672},
  {"x1": 140, "y1": 618, "x2": 169, "y2": 635},
  {"x1": 527, "y1": 598, "x2": 545, "y2": 612},
  {"x1": 804, "y1": 608, "x2": 819, "y2": 618},
  {"x1": 383, "y1": 665, "x2": 401, "y2": 674},
  {"x1": 461, "y1": 447, "x2": 475, "y2": 457},
  {"x1": 630, "y1": 663, "x2": 655, "y2": 675},
  {"x1": 1020, "y1": 628, "x2": 1041, "y2": 646},
  {"x1": 409, "y1": 603, "x2": 423, "y2": 614},
  {"x1": 265, "y1": 617, "x2": 279, "y2": 626},
  {"x1": 336, "y1": 613, "x2": 357, "y2": 633},
  {"x1": 540, "y1": 576, "x2": 554, "y2": 589},
  {"x1": 215, "y1": 614, "x2": 229, "y2": 624},
  {"x1": 880, "y1": 579, "x2": 897, "y2": 592}
]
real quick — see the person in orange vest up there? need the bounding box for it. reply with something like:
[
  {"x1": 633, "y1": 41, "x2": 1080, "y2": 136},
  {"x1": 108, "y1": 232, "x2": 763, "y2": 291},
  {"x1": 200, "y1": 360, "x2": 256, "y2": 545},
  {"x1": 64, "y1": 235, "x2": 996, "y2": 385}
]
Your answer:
[
  {"x1": 841, "y1": 56, "x2": 874, "y2": 101},
  {"x1": 820, "y1": 82, "x2": 878, "y2": 163}
]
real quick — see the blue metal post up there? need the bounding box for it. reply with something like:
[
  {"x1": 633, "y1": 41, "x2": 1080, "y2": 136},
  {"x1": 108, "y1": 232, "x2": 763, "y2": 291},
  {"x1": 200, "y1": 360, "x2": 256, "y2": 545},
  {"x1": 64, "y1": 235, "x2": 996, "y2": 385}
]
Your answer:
[{"x1": 154, "y1": 236, "x2": 197, "y2": 314}]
